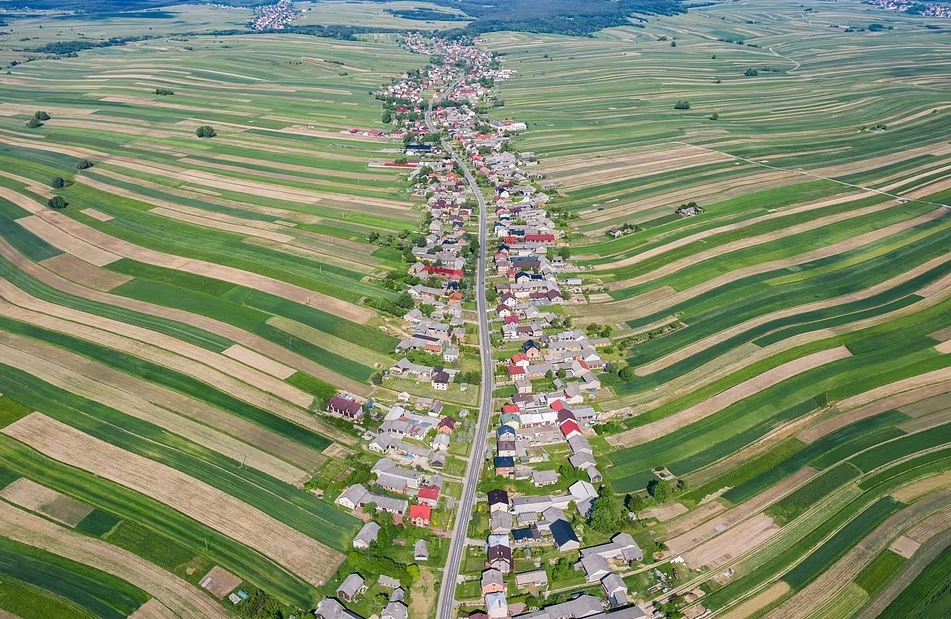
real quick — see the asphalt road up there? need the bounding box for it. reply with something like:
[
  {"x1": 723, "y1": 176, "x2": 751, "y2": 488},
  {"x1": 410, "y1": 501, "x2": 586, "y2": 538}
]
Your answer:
[{"x1": 427, "y1": 106, "x2": 495, "y2": 619}]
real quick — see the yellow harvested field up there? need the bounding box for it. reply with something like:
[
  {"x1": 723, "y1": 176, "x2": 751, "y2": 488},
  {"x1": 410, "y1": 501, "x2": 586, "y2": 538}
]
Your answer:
[
  {"x1": 665, "y1": 468, "x2": 819, "y2": 556},
  {"x1": 577, "y1": 210, "x2": 947, "y2": 322},
  {"x1": 149, "y1": 206, "x2": 296, "y2": 243},
  {"x1": 683, "y1": 514, "x2": 779, "y2": 570},
  {"x1": 0, "y1": 235, "x2": 369, "y2": 406},
  {"x1": 800, "y1": 380, "x2": 951, "y2": 443},
  {"x1": 40, "y1": 253, "x2": 132, "y2": 292},
  {"x1": 222, "y1": 344, "x2": 296, "y2": 380},
  {"x1": 3, "y1": 413, "x2": 344, "y2": 586},
  {"x1": 891, "y1": 472, "x2": 951, "y2": 503},
  {"x1": 0, "y1": 478, "x2": 93, "y2": 527},
  {"x1": 0, "y1": 185, "x2": 373, "y2": 323},
  {"x1": 720, "y1": 582, "x2": 791, "y2": 619},
  {"x1": 610, "y1": 347, "x2": 852, "y2": 447},
  {"x1": 590, "y1": 189, "x2": 869, "y2": 272},
  {"x1": 640, "y1": 503, "x2": 688, "y2": 522},
  {"x1": 81, "y1": 207, "x2": 114, "y2": 222},
  {"x1": 834, "y1": 367, "x2": 951, "y2": 414},
  {"x1": 17, "y1": 215, "x2": 121, "y2": 267},
  {"x1": 766, "y1": 492, "x2": 951, "y2": 619},
  {"x1": 663, "y1": 500, "x2": 727, "y2": 539},
  {"x1": 890, "y1": 535, "x2": 921, "y2": 559},
  {"x1": 0, "y1": 335, "x2": 312, "y2": 483},
  {"x1": 607, "y1": 201, "x2": 896, "y2": 291},
  {"x1": 0, "y1": 280, "x2": 314, "y2": 409},
  {"x1": 0, "y1": 500, "x2": 229, "y2": 618},
  {"x1": 904, "y1": 506, "x2": 951, "y2": 544},
  {"x1": 127, "y1": 599, "x2": 177, "y2": 619}
]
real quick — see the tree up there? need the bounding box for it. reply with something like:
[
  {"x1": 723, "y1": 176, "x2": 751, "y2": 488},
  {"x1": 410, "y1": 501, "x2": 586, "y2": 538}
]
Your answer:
[
  {"x1": 47, "y1": 196, "x2": 68, "y2": 210},
  {"x1": 154, "y1": 87, "x2": 174, "y2": 95},
  {"x1": 590, "y1": 492, "x2": 625, "y2": 534},
  {"x1": 673, "y1": 100, "x2": 690, "y2": 110},
  {"x1": 709, "y1": 112, "x2": 719, "y2": 121},
  {"x1": 647, "y1": 479, "x2": 676, "y2": 502},
  {"x1": 557, "y1": 246, "x2": 571, "y2": 260},
  {"x1": 381, "y1": 109, "x2": 393, "y2": 124},
  {"x1": 625, "y1": 493, "x2": 647, "y2": 513},
  {"x1": 34, "y1": 111, "x2": 50, "y2": 121},
  {"x1": 25, "y1": 116, "x2": 42, "y2": 129},
  {"x1": 50, "y1": 177, "x2": 67, "y2": 189},
  {"x1": 76, "y1": 159, "x2": 93, "y2": 170},
  {"x1": 744, "y1": 67, "x2": 759, "y2": 77},
  {"x1": 618, "y1": 365, "x2": 637, "y2": 382},
  {"x1": 195, "y1": 125, "x2": 217, "y2": 138}
]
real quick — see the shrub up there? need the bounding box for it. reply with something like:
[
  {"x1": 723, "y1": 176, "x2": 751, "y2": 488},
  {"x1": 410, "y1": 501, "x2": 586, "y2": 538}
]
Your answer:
[
  {"x1": 195, "y1": 125, "x2": 217, "y2": 138},
  {"x1": 673, "y1": 100, "x2": 690, "y2": 110},
  {"x1": 76, "y1": 159, "x2": 93, "y2": 170},
  {"x1": 744, "y1": 67, "x2": 759, "y2": 76},
  {"x1": 47, "y1": 196, "x2": 68, "y2": 209},
  {"x1": 25, "y1": 116, "x2": 42, "y2": 128},
  {"x1": 154, "y1": 87, "x2": 174, "y2": 96},
  {"x1": 50, "y1": 177, "x2": 67, "y2": 189},
  {"x1": 34, "y1": 110, "x2": 51, "y2": 120}
]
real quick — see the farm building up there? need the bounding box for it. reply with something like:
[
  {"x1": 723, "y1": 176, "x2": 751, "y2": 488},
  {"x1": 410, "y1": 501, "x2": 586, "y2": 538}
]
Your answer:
[
  {"x1": 328, "y1": 395, "x2": 365, "y2": 421},
  {"x1": 336, "y1": 574, "x2": 367, "y2": 602},
  {"x1": 352, "y1": 522, "x2": 380, "y2": 549}
]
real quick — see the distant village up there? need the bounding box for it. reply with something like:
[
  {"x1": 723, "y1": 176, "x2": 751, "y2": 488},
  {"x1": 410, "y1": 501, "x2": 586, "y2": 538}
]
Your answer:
[{"x1": 313, "y1": 33, "x2": 671, "y2": 619}]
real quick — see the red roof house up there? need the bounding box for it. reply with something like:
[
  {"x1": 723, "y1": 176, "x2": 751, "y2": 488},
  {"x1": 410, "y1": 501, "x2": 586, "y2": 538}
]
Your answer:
[
  {"x1": 560, "y1": 419, "x2": 582, "y2": 440},
  {"x1": 418, "y1": 486, "x2": 440, "y2": 507},
  {"x1": 409, "y1": 504, "x2": 432, "y2": 526}
]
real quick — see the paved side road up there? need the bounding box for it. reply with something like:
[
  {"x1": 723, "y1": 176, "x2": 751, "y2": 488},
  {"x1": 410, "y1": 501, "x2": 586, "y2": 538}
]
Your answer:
[{"x1": 427, "y1": 107, "x2": 496, "y2": 619}]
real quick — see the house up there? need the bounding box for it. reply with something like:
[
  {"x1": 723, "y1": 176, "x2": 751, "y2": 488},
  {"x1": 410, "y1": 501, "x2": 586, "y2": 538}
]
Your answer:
[
  {"x1": 432, "y1": 369, "x2": 451, "y2": 391},
  {"x1": 490, "y1": 510, "x2": 514, "y2": 534},
  {"x1": 315, "y1": 598, "x2": 364, "y2": 619},
  {"x1": 409, "y1": 504, "x2": 432, "y2": 526},
  {"x1": 485, "y1": 592, "x2": 509, "y2": 619},
  {"x1": 602, "y1": 573, "x2": 628, "y2": 608},
  {"x1": 497, "y1": 440, "x2": 518, "y2": 458},
  {"x1": 443, "y1": 346, "x2": 459, "y2": 363},
  {"x1": 418, "y1": 486, "x2": 440, "y2": 507},
  {"x1": 336, "y1": 574, "x2": 366, "y2": 602},
  {"x1": 497, "y1": 425, "x2": 517, "y2": 441},
  {"x1": 481, "y1": 568, "x2": 505, "y2": 595},
  {"x1": 532, "y1": 470, "x2": 558, "y2": 488},
  {"x1": 550, "y1": 519, "x2": 580, "y2": 552},
  {"x1": 494, "y1": 456, "x2": 516, "y2": 477},
  {"x1": 378, "y1": 575, "x2": 401, "y2": 589},
  {"x1": 577, "y1": 554, "x2": 611, "y2": 582},
  {"x1": 437, "y1": 417, "x2": 457, "y2": 434},
  {"x1": 352, "y1": 522, "x2": 380, "y2": 549},
  {"x1": 488, "y1": 489, "x2": 509, "y2": 513},
  {"x1": 515, "y1": 570, "x2": 549, "y2": 591},
  {"x1": 328, "y1": 395, "x2": 365, "y2": 421},
  {"x1": 373, "y1": 495, "x2": 409, "y2": 516},
  {"x1": 336, "y1": 484, "x2": 368, "y2": 510},
  {"x1": 391, "y1": 358, "x2": 433, "y2": 380},
  {"x1": 511, "y1": 594, "x2": 604, "y2": 619},
  {"x1": 579, "y1": 533, "x2": 643, "y2": 565},
  {"x1": 560, "y1": 419, "x2": 582, "y2": 440},
  {"x1": 569, "y1": 480, "x2": 598, "y2": 503},
  {"x1": 414, "y1": 539, "x2": 429, "y2": 561},
  {"x1": 512, "y1": 525, "x2": 542, "y2": 546},
  {"x1": 381, "y1": 601, "x2": 408, "y2": 619},
  {"x1": 487, "y1": 544, "x2": 512, "y2": 573}
]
